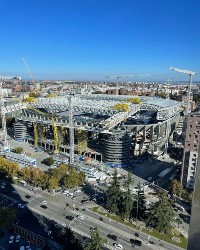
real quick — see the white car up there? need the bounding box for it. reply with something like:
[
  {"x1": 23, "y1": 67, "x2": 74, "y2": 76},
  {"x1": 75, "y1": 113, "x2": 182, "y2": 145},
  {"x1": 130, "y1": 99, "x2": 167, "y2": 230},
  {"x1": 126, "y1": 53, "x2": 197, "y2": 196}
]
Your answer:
[
  {"x1": 77, "y1": 215, "x2": 84, "y2": 220},
  {"x1": 74, "y1": 189, "x2": 81, "y2": 193},
  {"x1": 41, "y1": 201, "x2": 47, "y2": 205},
  {"x1": 16, "y1": 235, "x2": 20, "y2": 243},
  {"x1": 12, "y1": 190, "x2": 17, "y2": 194},
  {"x1": 9, "y1": 236, "x2": 14, "y2": 244},
  {"x1": 18, "y1": 204, "x2": 25, "y2": 209},
  {"x1": 113, "y1": 243, "x2": 123, "y2": 250}
]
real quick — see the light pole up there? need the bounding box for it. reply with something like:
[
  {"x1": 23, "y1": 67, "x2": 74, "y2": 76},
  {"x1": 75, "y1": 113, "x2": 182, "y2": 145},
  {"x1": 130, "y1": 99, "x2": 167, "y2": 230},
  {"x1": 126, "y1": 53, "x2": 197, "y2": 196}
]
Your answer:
[{"x1": 135, "y1": 191, "x2": 139, "y2": 227}]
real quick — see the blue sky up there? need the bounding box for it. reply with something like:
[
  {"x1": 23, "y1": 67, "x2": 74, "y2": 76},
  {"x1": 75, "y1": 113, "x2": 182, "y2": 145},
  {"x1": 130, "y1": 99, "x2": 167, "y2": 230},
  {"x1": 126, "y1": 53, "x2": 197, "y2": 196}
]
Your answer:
[{"x1": 0, "y1": 0, "x2": 199, "y2": 81}]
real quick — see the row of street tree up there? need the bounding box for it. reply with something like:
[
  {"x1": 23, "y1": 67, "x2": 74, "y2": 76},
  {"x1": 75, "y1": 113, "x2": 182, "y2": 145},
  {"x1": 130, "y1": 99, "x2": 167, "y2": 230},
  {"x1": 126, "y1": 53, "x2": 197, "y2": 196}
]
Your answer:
[{"x1": 0, "y1": 156, "x2": 85, "y2": 190}]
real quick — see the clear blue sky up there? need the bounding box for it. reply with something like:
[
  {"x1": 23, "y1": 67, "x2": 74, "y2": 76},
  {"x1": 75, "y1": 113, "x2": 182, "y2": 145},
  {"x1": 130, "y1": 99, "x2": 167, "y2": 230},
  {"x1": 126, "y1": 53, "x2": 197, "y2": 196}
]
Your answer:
[{"x1": 0, "y1": 0, "x2": 199, "y2": 81}]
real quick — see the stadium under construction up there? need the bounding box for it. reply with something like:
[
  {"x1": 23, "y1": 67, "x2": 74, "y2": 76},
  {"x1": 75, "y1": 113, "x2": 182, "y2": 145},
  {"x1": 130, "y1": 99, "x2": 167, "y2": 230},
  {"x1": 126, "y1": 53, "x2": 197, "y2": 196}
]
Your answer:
[{"x1": 9, "y1": 94, "x2": 181, "y2": 168}]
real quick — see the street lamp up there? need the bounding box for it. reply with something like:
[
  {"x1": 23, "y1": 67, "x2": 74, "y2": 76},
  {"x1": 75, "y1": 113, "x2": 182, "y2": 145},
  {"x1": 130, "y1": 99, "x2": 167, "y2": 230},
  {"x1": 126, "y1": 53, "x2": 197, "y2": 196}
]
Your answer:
[{"x1": 135, "y1": 191, "x2": 139, "y2": 227}]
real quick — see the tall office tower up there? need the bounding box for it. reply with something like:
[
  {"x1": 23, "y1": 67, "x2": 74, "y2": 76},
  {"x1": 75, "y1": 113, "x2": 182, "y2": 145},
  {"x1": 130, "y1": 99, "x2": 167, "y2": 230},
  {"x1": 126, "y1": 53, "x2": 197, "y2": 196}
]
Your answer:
[{"x1": 181, "y1": 112, "x2": 200, "y2": 189}]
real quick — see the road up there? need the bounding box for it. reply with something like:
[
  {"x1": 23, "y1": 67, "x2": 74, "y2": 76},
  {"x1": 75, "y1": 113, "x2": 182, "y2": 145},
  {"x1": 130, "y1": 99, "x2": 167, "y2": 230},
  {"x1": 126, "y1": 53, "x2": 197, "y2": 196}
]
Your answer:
[{"x1": 3, "y1": 183, "x2": 185, "y2": 250}]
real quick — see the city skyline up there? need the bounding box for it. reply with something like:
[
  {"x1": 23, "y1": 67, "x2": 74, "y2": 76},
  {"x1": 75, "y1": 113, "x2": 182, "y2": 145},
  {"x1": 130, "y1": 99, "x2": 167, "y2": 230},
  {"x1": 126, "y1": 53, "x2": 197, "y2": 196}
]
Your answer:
[{"x1": 0, "y1": 0, "x2": 199, "y2": 81}]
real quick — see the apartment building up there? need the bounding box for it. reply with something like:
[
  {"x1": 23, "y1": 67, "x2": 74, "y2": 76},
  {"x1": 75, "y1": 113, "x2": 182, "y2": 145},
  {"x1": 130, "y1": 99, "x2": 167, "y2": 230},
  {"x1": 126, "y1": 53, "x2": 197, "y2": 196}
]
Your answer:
[{"x1": 181, "y1": 112, "x2": 200, "y2": 189}]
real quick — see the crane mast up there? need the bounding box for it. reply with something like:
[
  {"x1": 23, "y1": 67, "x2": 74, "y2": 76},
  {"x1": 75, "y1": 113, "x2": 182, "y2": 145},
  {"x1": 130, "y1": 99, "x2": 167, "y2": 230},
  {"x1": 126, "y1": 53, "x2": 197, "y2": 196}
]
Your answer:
[{"x1": 69, "y1": 92, "x2": 74, "y2": 164}]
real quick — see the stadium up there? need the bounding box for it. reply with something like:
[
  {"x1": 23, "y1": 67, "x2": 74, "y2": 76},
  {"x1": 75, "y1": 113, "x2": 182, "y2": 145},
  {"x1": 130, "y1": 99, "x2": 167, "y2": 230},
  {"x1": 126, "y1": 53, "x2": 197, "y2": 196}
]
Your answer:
[{"x1": 7, "y1": 94, "x2": 181, "y2": 167}]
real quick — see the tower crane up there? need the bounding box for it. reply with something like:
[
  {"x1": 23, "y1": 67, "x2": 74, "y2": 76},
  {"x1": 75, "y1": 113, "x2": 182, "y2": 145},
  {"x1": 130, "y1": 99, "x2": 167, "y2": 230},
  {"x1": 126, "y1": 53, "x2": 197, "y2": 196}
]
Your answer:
[
  {"x1": 170, "y1": 67, "x2": 197, "y2": 155},
  {"x1": 106, "y1": 74, "x2": 150, "y2": 95},
  {"x1": 69, "y1": 91, "x2": 75, "y2": 164},
  {"x1": 22, "y1": 57, "x2": 34, "y2": 82},
  {"x1": 170, "y1": 67, "x2": 196, "y2": 115}
]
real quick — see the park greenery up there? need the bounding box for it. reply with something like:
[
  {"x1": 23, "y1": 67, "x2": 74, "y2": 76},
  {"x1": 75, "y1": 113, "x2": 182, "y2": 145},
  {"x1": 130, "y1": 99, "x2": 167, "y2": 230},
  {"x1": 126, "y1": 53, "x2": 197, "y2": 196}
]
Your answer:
[{"x1": 0, "y1": 156, "x2": 85, "y2": 190}]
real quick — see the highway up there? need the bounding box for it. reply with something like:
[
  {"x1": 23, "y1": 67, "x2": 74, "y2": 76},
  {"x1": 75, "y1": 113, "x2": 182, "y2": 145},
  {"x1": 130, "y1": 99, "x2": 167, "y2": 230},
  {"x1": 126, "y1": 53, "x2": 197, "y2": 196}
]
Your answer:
[{"x1": 2, "y1": 183, "x2": 185, "y2": 250}]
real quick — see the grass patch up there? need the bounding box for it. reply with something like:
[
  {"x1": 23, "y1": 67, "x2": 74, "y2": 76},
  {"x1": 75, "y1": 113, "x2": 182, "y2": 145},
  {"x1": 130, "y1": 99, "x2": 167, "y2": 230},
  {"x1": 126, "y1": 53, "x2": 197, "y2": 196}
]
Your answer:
[{"x1": 91, "y1": 206, "x2": 187, "y2": 249}]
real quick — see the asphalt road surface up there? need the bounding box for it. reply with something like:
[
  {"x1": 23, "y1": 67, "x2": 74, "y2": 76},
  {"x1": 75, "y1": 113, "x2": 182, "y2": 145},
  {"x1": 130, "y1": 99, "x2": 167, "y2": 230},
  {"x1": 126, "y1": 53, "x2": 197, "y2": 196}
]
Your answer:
[{"x1": 2, "y1": 182, "x2": 185, "y2": 250}]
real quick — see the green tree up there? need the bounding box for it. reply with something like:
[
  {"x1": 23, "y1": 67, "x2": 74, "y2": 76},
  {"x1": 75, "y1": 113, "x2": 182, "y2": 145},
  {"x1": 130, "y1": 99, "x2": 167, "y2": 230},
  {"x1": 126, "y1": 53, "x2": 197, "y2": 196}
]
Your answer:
[
  {"x1": 84, "y1": 227, "x2": 105, "y2": 250},
  {"x1": 61, "y1": 227, "x2": 83, "y2": 250},
  {"x1": 132, "y1": 183, "x2": 146, "y2": 221},
  {"x1": 47, "y1": 176, "x2": 59, "y2": 190},
  {"x1": 43, "y1": 157, "x2": 55, "y2": 166},
  {"x1": 170, "y1": 180, "x2": 183, "y2": 197},
  {"x1": 0, "y1": 208, "x2": 16, "y2": 229},
  {"x1": 121, "y1": 173, "x2": 134, "y2": 220},
  {"x1": 105, "y1": 169, "x2": 122, "y2": 214},
  {"x1": 14, "y1": 147, "x2": 24, "y2": 154},
  {"x1": 146, "y1": 190, "x2": 174, "y2": 233}
]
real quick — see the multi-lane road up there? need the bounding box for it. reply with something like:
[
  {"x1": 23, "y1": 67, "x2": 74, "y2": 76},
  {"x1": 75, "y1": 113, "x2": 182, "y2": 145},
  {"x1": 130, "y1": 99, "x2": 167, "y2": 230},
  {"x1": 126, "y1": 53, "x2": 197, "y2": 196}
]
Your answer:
[{"x1": 1, "y1": 182, "x2": 185, "y2": 250}]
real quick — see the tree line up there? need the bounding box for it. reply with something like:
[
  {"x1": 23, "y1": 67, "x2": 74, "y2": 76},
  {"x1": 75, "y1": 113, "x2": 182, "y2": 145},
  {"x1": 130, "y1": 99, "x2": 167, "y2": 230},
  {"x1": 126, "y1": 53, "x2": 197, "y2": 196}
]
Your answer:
[{"x1": 0, "y1": 156, "x2": 85, "y2": 190}]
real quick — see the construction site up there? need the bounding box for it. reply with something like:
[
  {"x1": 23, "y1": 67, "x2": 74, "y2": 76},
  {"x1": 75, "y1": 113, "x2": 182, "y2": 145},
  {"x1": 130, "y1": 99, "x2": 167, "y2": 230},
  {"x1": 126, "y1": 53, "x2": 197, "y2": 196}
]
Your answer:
[{"x1": 1, "y1": 93, "x2": 181, "y2": 168}]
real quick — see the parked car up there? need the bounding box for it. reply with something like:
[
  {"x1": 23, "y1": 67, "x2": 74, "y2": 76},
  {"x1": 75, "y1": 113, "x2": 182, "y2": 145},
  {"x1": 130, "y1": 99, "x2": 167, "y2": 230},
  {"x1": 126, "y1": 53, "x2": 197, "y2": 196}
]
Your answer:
[
  {"x1": 9, "y1": 236, "x2": 14, "y2": 244},
  {"x1": 99, "y1": 217, "x2": 103, "y2": 221},
  {"x1": 16, "y1": 235, "x2": 20, "y2": 243},
  {"x1": 134, "y1": 232, "x2": 139, "y2": 237}
]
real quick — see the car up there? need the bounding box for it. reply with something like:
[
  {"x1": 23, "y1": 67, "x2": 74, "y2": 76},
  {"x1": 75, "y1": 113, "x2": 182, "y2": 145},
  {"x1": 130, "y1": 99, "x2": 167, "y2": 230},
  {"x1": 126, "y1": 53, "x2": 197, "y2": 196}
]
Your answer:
[
  {"x1": 16, "y1": 235, "x2": 20, "y2": 243},
  {"x1": 99, "y1": 217, "x2": 103, "y2": 221},
  {"x1": 25, "y1": 195, "x2": 31, "y2": 199},
  {"x1": 149, "y1": 240, "x2": 155, "y2": 245},
  {"x1": 148, "y1": 177, "x2": 153, "y2": 181},
  {"x1": 107, "y1": 234, "x2": 117, "y2": 241},
  {"x1": 81, "y1": 199, "x2": 89, "y2": 204},
  {"x1": 18, "y1": 204, "x2": 25, "y2": 209},
  {"x1": 77, "y1": 215, "x2": 84, "y2": 220},
  {"x1": 9, "y1": 235, "x2": 14, "y2": 244},
  {"x1": 40, "y1": 205, "x2": 48, "y2": 209},
  {"x1": 41, "y1": 200, "x2": 47, "y2": 205},
  {"x1": 20, "y1": 247, "x2": 25, "y2": 250},
  {"x1": 65, "y1": 215, "x2": 74, "y2": 220},
  {"x1": 26, "y1": 246, "x2": 31, "y2": 250},
  {"x1": 130, "y1": 239, "x2": 142, "y2": 246},
  {"x1": 74, "y1": 189, "x2": 81, "y2": 193},
  {"x1": 179, "y1": 206, "x2": 185, "y2": 212},
  {"x1": 113, "y1": 243, "x2": 123, "y2": 249},
  {"x1": 72, "y1": 196, "x2": 78, "y2": 200},
  {"x1": 12, "y1": 190, "x2": 17, "y2": 194},
  {"x1": 134, "y1": 232, "x2": 139, "y2": 237}
]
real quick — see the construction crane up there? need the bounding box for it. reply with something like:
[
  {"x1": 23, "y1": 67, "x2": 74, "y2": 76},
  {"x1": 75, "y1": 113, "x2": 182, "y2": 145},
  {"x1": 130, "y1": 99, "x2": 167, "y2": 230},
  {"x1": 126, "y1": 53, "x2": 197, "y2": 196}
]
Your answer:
[
  {"x1": 69, "y1": 92, "x2": 75, "y2": 164},
  {"x1": 106, "y1": 74, "x2": 151, "y2": 95},
  {"x1": 22, "y1": 57, "x2": 34, "y2": 82},
  {"x1": 170, "y1": 67, "x2": 197, "y2": 115}
]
